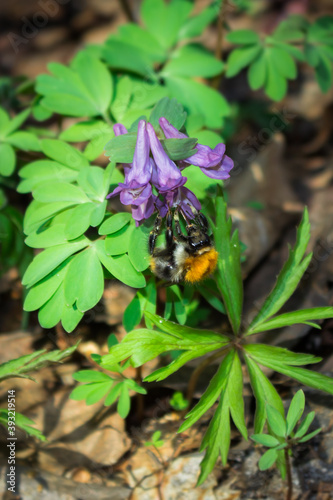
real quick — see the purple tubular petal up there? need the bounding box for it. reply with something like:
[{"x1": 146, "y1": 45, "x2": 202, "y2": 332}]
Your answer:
[
  {"x1": 199, "y1": 154, "x2": 234, "y2": 180},
  {"x1": 188, "y1": 143, "x2": 226, "y2": 168},
  {"x1": 127, "y1": 120, "x2": 151, "y2": 185},
  {"x1": 131, "y1": 194, "x2": 156, "y2": 223},
  {"x1": 166, "y1": 186, "x2": 201, "y2": 219},
  {"x1": 113, "y1": 123, "x2": 128, "y2": 136},
  {"x1": 106, "y1": 184, "x2": 125, "y2": 199},
  {"x1": 147, "y1": 122, "x2": 186, "y2": 192},
  {"x1": 159, "y1": 117, "x2": 187, "y2": 139},
  {"x1": 120, "y1": 182, "x2": 152, "y2": 207}
]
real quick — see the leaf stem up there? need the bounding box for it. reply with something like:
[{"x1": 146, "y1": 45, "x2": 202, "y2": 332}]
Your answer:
[
  {"x1": 285, "y1": 448, "x2": 293, "y2": 500},
  {"x1": 181, "y1": 347, "x2": 229, "y2": 417}
]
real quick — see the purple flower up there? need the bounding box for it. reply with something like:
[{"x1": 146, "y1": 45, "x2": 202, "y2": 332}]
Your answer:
[
  {"x1": 107, "y1": 120, "x2": 152, "y2": 206},
  {"x1": 165, "y1": 186, "x2": 201, "y2": 220},
  {"x1": 159, "y1": 117, "x2": 234, "y2": 180},
  {"x1": 132, "y1": 194, "x2": 156, "y2": 225},
  {"x1": 147, "y1": 123, "x2": 186, "y2": 193}
]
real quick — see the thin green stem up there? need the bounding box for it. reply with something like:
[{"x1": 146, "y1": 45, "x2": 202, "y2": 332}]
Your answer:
[{"x1": 285, "y1": 448, "x2": 293, "y2": 500}]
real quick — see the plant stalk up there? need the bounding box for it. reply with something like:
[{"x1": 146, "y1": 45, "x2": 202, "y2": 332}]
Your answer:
[{"x1": 285, "y1": 448, "x2": 293, "y2": 500}]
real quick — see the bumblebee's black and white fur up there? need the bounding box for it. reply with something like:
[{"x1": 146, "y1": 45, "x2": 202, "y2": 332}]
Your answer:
[{"x1": 149, "y1": 210, "x2": 218, "y2": 284}]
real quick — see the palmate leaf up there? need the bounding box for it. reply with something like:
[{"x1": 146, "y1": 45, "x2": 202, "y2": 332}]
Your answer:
[
  {"x1": 36, "y1": 52, "x2": 113, "y2": 117},
  {"x1": 244, "y1": 344, "x2": 333, "y2": 395},
  {"x1": 165, "y1": 76, "x2": 230, "y2": 129},
  {"x1": 101, "y1": 312, "x2": 228, "y2": 375},
  {"x1": 195, "y1": 350, "x2": 247, "y2": 485},
  {"x1": 286, "y1": 390, "x2": 305, "y2": 435},
  {"x1": 246, "y1": 208, "x2": 312, "y2": 335},
  {"x1": 161, "y1": 44, "x2": 224, "y2": 78},
  {"x1": 212, "y1": 188, "x2": 243, "y2": 334},
  {"x1": 178, "y1": 1, "x2": 218, "y2": 40},
  {"x1": 141, "y1": 0, "x2": 192, "y2": 51}
]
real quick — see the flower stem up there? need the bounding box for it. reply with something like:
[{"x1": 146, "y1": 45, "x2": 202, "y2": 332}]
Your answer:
[{"x1": 285, "y1": 448, "x2": 293, "y2": 500}]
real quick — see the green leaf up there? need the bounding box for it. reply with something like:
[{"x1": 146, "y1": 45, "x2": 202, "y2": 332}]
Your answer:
[
  {"x1": 38, "y1": 284, "x2": 65, "y2": 328},
  {"x1": 248, "y1": 307, "x2": 333, "y2": 334},
  {"x1": 22, "y1": 238, "x2": 88, "y2": 287},
  {"x1": 104, "y1": 131, "x2": 196, "y2": 163},
  {"x1": 197, "y1": 393, "x2": 230, "y2": 485},
  {"x1": 245, "y1": 344, "x2": 333, "y2": 395},
  {"x1": 149, "y1": 97, "x2": 187, "y2": 132},
  {"x1": 179, "y1": 350, "x2": 233, "y2": 433},
  {"x1": 6, "y1": 131, "x2": 40, "y2": 151},
  {"x1": 265, "y1": 56, "x2": 288, "y2": 100},
  {"x1": 18, "y1": 160, "x2": 78, "y2": 194},
  {"x1": 0, "y1": 108, "x2": 30, "y2": 136},
  {"x1": 251, "y1": 434, "x2": 280, "y2": 447},
  {"x1": 298, "y1": 427, "x2": 322, "y2": 443},
  {"x1": 64, "y1": 202, "x2": 96, "y2": 240},
  {"x1": 269, "y1": 46, "x2": 297, "y2": 79},
  {"x1": 0, "y1": 409, "x2": 46, "y2": 442},
  {"x1": 197, "y1": 282, "x2": 226, "y2": 314},
  {"x1": 165, "y1": 76, "x2": 230, "y2": 129},
  {"x1": 315, "y1": 52, "x2": 333, "y2": 93},
  {"x1": 73, "y1": 370, "x2": 111, "y2": 382},
  {"x1": 141, "y1": 0, "x2": 192, "y2": 50},
  {"x1": 213, "y1": 188, "x2": 243, "y2": 334},
  {"x1": 64, "y1": 246, "x2": 104, "y2": 312},
  {"x1": 128, "y1": 222, "x2": 150, "y2": 272},
  {"x1": 102, "y1": 39, "x2": 154, "y2": 78},
  {"x1": 60, "y1": 119, "x2": 111, "y2": 142},
  {"x1": 71, "y1": 51, "x2": 113, "y2": 115},
  {"x1": 95, "y1": 239, "x2": 146, "y2": 288},
  {"x1": 99, "y1": 213, "x2": 132, "y2": 235},
  {"x1": 33, "y1": 182, "x2": 90, "y2": 204},
  {"x1": 104, "y1": 383, "x2": 122, "y2": 406},
  {"x1": 0, "y1": 143, "x2": 15, "y2": 176},
  {"x1": 244, "y1": 355, "x2": 284, "y2": 434},
  {"x1": 178, "y1": 2, "x2": 217, "y2": 40},
  {"x1": 258, "y1": 448, "x2": 278, "y2": 470},
  {"x1": 226, "y1": 45, "x2": 262, "y2": 78},
  {"x1": 117, "y1": 385, "x2": 131, "y2": 418},
  {"x1": 248, "y1": 53, "x2": 267, "y2": 90},
  {"x1": 36, "y1": 54, "x2": 112, "y2": 117},
  {"x1": 23, "y1": 258, "x2": 70, "y2": 311},
  {"x1": 266, "y1": 404, "x2": 287, "y2": 437},
  {"x1": 294, "y1": 411, "x2": 315, "y2": 439},
  {"x1": 114, "y1": 23, "x2": 166, "y2": 63},
  {"x1": 105, "y1": 224, "x2": 133, "y2": 256},
  {"x1": 41, "y1": 139, "x2": 89, "y2": 170},
  {"x1": 102, "y1": 315, "x2": 227, "y2": 372},
  {"x1": 247, "y1": 209, "x2": 311, "y2": 334},
  {"x1": 227, "y1": 29, "x2": 260, "y2": 45},
  {"x1": 61, "y1": 303, "x2": 83, "y2": 332},
  {"x1": 286, "y1": 390, "x2": 305, "y2": 435},
  {"x1": 0, "y1": 343, "x2": 78, "y2": 381},
  {"x1": 162, "y1": 44, "x2": 223, "y2": 78}
]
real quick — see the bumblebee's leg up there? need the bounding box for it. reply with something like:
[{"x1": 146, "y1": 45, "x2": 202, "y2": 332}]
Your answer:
[
  {"x1": 149, "y1": 214, "x2": 162, "y2": 255},
  {"x1": 165, "y1": 210, "x2": 175, "y2": 250},
  {"x1": 197, "y1": 211, "x2": 208, "y2": 230},
  {"x1": 174, "y1": 210, "x2": 187, "y2": 242}
]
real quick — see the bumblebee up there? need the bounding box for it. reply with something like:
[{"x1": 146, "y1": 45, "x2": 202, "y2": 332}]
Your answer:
[{"x1": 149, "y1": 210, "x2": 218, "y2": 284}]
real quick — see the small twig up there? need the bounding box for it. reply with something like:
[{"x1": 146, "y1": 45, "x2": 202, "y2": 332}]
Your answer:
[
  {"x1": 285, "y1": 448, "x2": 293, "y2": 500},
  {"x1": 118, "y1": 0, "x2": 135, "y2": 22}
]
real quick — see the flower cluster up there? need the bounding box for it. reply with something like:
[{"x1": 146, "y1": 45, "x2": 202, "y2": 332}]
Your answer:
[{"x1": 107, "y1": 118, "x2": 233, "y2": 224}]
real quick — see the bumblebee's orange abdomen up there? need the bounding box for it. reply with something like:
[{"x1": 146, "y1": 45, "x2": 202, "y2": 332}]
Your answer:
[{"x1": 184, "y1": 249, "x2": 218, "y2": 283}]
